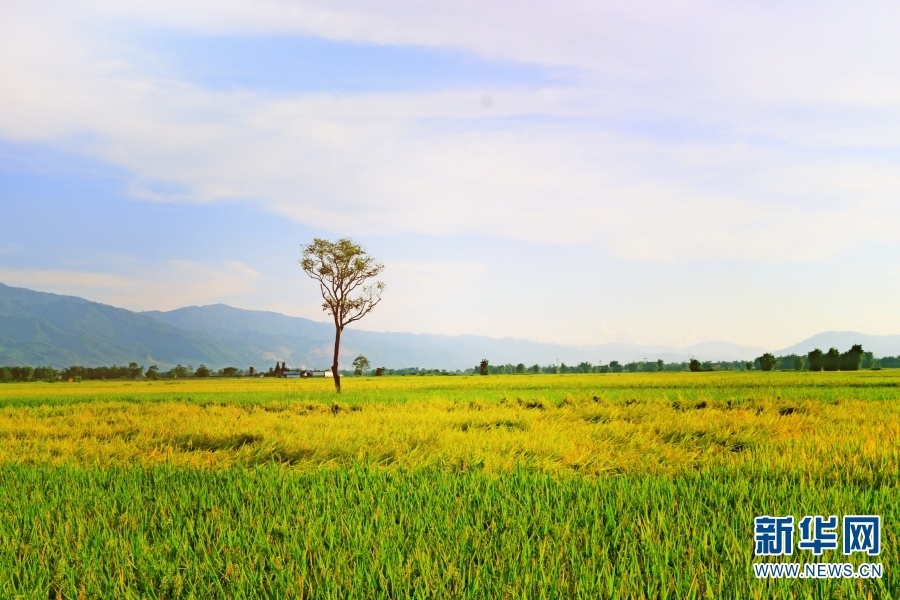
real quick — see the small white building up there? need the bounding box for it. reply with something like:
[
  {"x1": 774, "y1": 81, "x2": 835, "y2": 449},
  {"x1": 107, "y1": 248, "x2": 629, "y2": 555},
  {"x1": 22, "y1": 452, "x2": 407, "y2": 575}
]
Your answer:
[
  {"x1": 306, "y1": 370, "x2": 330, "y2": 378},
  {"x1": 284, "y1": 369, "x2": 330, "y2": 378}
]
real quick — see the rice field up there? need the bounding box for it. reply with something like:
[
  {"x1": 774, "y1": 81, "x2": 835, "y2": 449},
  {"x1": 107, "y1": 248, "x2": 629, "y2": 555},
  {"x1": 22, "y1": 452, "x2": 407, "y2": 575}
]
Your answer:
[{"x1": 0, "y1": 372, "x2": 898, "y2": 598}]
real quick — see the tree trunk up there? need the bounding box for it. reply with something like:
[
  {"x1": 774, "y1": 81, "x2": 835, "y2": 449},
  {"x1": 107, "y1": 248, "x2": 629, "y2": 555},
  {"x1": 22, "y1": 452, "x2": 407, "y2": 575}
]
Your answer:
[{"x1": 331, "y1": 325, "x2": 342, "y2": 393}]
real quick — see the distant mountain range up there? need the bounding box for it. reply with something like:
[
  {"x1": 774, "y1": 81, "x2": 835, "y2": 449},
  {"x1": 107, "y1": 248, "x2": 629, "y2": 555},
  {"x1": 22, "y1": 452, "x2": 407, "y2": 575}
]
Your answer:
[{"x1": 2, "y1": 282, "x2": 898, "y2": 370}]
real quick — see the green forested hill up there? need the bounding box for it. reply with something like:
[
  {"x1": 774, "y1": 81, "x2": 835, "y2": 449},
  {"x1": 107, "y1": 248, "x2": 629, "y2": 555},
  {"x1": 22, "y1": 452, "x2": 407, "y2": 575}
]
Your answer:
[
  {"x1": 0, "y1": 283, "x2": 255, "y2": 369},
  {"x1": 5, "y1": 282, "x2": 898, "y2": 372}
]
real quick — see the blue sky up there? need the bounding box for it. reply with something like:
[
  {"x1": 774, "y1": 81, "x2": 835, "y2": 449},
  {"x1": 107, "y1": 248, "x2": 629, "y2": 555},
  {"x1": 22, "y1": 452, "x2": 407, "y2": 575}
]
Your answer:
[{"x1": 2, "y1": 1, "x2": 900, "y2": 349}]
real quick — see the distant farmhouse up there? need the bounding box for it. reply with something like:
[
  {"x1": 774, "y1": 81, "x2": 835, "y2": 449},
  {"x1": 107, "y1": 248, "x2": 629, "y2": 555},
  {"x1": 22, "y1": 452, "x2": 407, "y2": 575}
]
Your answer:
[
  {"x1": 283, "y1": 369, "x2": 329, "y2": 378},
  {"x1": 272, "y1": 362, "x2": 329, "y2": 378}
]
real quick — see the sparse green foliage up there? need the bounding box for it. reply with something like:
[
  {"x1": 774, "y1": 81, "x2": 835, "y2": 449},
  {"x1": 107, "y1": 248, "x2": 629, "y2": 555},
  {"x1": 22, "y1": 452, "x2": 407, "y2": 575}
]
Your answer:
[
  {"x1": 170, "y1": 364, "x2": 192, "y2": 379},
  {"x1": 840, "y1": 344, "x2": 864, "y2": 371},
  {"x1": 823, "y1": 348, "x2": 841, "y2": 371},
  {"x1": 300, "y1": 238, "x2": 385, "y2": 393},
  {"x1": 352, "y1": 355, "x2": 371, "y2": 376},
  {"x1": 808, "y1": 349, "x2": 824, "y2": 371},
  {"x1": 32, "y1": 366, "x2": 58, "y2": 382},
  {"x1": 124, "y1": 362, "x2": 140, "y2": 379},
  {"x1": 758, "y1": 353, "x2": 777, "y2": 372},
  {"x1": 862, "y1": 352, "x2": 875, "y2": 369}
]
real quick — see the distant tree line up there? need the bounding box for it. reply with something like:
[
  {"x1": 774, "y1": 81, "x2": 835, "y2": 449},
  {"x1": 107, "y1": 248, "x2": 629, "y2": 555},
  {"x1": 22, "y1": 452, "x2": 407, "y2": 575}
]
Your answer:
[
  {"x1": 471, "y1": 346, "x2": 893, "y2": 375},
  {"x1": 752, "y1": 345, "x2": 876, "y2": 372},
  {"x1": 363, "y1": 367, "x2": 462, "y2": 377},
  {"x1": 0, "y1": 365, "x2": 61, "y2": 383},
  {"x1": 2, "y1": 344, "x2": 897, "y2": 382},
  {"x1": 805, "y1": 345, "x2": 867, "y2": 371},
  {"x1": 0, "y1": 362, "x2": 249, "y2": 382},
  {"x1": 470, "y1": 358, "x2": 751, "y2": 375}
]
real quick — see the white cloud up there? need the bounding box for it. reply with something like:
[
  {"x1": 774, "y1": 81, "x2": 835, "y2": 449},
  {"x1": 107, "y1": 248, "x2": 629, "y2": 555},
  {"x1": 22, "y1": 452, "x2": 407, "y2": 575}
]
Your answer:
[
  {"x1": 382, "y1": 260, "x2": 485, "y2": 297},
  {"x1": 0, "y1": 261, "x2": 260, "y2": 311},
  {"x1": 0, "y1": 270, "x2": 133, "y2": 294},
  {"x1": 44, "y1": 0, "x2": 900, "y2": 109},
  {"x1": 2, "y1": 0, "x2": 900, "y2": 267},
  {"x1": 115, "y1": 260, "x2": 261, "y2": 310}
]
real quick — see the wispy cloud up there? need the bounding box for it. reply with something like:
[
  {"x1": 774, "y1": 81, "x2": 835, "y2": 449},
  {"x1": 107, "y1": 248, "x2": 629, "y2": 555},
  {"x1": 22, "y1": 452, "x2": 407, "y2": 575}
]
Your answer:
[
  {"x1": 359, "y1": 260, "x2": 487, "y2": 332},
  {"x1": 3, "y1": 2, "x2": 900, "y2": 265},
  {"x1": 0, "y1": 261, "x2": 259, "y2": 311},
  {"x1": 0, "y1": 270, "x2": 133, "y2": 294}
]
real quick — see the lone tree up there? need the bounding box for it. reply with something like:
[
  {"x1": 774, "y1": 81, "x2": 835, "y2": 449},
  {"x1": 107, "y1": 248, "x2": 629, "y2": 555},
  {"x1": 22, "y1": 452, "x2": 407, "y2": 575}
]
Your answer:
[
  {"x1": 840, "y1": 344, "x2": 864, "y2": 371},
  {"x1": 479, "y1": 359, "x2": 489, "y2": 376},
  {"x1": 757, "y1": 353, "x2": 777, "y2": 372},
  {"x1": 808, "y1": 349, "x2": 824, "y2": 371},
  {"x1": 823, "y1": 347, "x2": 841, "y2": 372},
  {"x1": 300, "y1": 238, "x2": 385, "y2": 392},
  {"x1": 352, "y1": 355, "x2": 371, "y2": 376}
]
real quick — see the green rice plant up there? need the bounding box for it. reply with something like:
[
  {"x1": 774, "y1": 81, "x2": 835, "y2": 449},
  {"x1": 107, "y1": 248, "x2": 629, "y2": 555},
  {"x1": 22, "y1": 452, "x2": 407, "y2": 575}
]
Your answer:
[
  {"x1": 1, "y1": 372, "x2": 899, "y2": 478},
  {"x1": 0, "y1": 372, "x2": 897, "y2": 597},
  {"x1": 0, "y1": 465, "x2": 895, "y2": 598}
]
